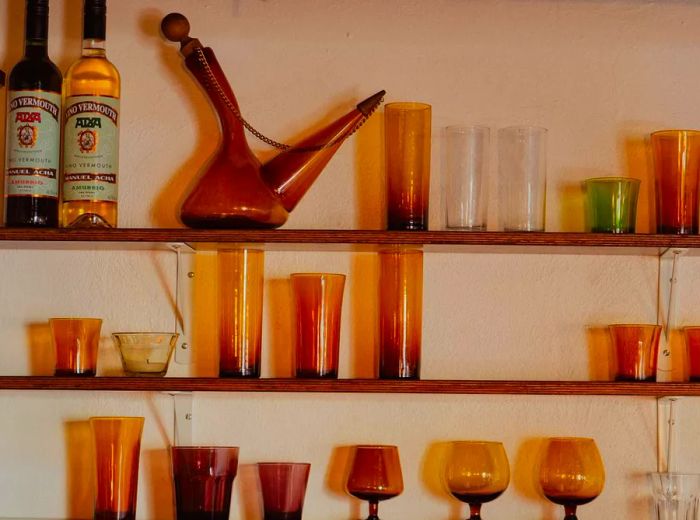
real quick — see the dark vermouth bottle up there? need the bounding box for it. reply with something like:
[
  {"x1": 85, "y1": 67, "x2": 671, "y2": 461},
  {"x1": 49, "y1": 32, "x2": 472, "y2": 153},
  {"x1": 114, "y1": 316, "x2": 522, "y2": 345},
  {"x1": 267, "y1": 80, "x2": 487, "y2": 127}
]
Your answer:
[{"x1": 4, "y1": 0, "x2": 61, "y2": 227}]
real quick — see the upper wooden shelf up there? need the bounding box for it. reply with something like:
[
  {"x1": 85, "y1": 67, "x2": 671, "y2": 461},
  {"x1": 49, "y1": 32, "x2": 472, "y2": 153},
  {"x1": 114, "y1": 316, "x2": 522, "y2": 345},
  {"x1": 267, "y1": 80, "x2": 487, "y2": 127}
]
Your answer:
[
  {"x1": 0, "y1": 228, "x2": 697, "y2": 254},
  {"x1": 0, "y1": 376, "x2": 698, "y2": 396}
]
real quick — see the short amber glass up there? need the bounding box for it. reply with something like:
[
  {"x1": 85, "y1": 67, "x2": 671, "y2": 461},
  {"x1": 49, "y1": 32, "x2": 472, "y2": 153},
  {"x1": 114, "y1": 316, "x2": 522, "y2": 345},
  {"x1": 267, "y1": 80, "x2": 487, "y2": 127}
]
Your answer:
[
  {"x1": 609, "y1": 324, "x2": 662, "y2": 382},
  {"x1": 219, "y1": 249, "x2": 264, "y2": 378},
  {"x1": 346, "y1": 445, "x2": 404, "y2": 520},
  {"x1": 651, "y1": 130, "x2": 700, "y2": 234},
  {"x1": 291, "y1": 273, "x2": 346, "y2": 378},
  {"x1": 385, "y1": 102, "x2": 432, "y2": 230},
  {"x1": 445, "y1": 441, "x2": 510, "y2": 520},
  {"x1": 50, "y1": 317, "x2": 102, "y2": 376},
  {"x1": 379, "y1": 249, "x2": 423, "y2": 379},
  {"x1": 90, "y1": 416, "x2": 144, "y2": 520},
  {"x1": 684, "y1": 327, "x2": 700, "y2": 382},
  {"x1": 258, "y1": 462, "x2": 311, "y2": 520},
  {"x1": 539, "y1": 437, "x2": 605, "y2": 520}
]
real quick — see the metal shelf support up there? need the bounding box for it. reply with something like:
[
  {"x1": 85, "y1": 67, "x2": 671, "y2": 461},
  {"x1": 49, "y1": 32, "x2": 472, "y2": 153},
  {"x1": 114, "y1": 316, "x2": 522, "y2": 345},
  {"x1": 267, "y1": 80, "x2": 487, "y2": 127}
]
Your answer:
[
  {"x1": 657, "y1": 396, "x2": 681, "y2": 472},
  {"x1": 170, "y1": 244, "x2": 196, "y2": 365},
  {"x1": 658, "y1": 248, "x2": 688, "y2": 342},
  {"x1": 169, "y1": 392, "x2": 193, "y2": 446}
]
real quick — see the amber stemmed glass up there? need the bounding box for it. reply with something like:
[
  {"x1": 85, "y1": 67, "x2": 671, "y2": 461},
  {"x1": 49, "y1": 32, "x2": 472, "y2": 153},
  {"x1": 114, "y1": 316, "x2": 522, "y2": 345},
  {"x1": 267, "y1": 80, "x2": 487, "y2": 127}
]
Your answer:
[
  {"x1": 539, "y1": 438, "x2": 605, "y2": 520},
  {"x1": 445, "y1": 441, "x2": 510, "y2": 520},
  {"x1": 346, "y1": 445, "x2": 404, "y2": 520}
]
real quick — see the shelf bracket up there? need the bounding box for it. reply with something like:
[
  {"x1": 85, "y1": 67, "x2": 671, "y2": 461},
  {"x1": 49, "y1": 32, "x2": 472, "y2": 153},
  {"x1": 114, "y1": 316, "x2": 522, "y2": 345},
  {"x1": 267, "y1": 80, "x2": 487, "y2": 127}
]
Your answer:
[
  {"x1": 657, "y1": 396, "x2": 681, "y2": 472},
  {"x1": 658, "y1": 247, "x2": 687, "y2": 343},
  {"x1": 168, "y1": 392, "x2": 193, "y2": 446},
  {"x1": 170, "y1": 244, "x2": 196, "y2": 365}
]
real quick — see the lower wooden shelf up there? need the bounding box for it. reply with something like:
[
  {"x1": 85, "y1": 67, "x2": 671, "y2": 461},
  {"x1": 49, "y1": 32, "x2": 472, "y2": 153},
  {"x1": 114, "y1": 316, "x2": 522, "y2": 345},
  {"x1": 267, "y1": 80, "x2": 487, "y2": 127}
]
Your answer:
[{"x1": 0, "y1": 377, "x2": 697, "y2": 396}]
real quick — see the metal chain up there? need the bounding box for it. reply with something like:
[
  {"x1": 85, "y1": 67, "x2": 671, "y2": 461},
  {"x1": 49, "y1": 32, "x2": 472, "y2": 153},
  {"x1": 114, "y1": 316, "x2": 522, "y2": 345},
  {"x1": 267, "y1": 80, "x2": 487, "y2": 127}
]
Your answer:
[{"x1": 194, "y1": 47, "x2": 381, "y2": 152}]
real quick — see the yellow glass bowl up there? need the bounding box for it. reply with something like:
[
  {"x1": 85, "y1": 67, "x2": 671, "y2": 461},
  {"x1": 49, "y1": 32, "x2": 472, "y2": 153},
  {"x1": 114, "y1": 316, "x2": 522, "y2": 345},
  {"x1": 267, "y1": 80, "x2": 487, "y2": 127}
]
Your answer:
[{"x1": 112, "y1": 332, "x2": 179, "y2": 377}]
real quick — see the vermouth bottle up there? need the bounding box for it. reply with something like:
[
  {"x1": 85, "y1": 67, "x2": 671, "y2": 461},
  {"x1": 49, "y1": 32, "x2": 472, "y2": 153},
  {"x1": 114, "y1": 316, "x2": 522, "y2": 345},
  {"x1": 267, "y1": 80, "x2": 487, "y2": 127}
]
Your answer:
[
  {"x1": 62, "y1": 0, "x2": 120, "y2": 228},
  {"x1": 4, "y1": 0, "x2": 62, "y2": 227}
]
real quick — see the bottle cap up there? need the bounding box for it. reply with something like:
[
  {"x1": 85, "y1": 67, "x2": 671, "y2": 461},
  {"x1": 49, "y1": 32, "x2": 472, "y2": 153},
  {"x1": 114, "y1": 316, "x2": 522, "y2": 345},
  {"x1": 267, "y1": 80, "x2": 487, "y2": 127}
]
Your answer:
[{"x1": 83, "y1": 0, "x2": 106, "y2": 40}]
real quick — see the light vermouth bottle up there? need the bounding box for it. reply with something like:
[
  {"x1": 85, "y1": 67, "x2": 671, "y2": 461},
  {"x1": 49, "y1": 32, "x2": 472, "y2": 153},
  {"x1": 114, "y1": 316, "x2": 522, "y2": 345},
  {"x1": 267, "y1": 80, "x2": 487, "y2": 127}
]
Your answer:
[
  {"x1": 62, "y1": 0, "x2": 120, "y2": 228},
  {"x1": 4, "y1": 0, "x2": 62, "y2": 227}
]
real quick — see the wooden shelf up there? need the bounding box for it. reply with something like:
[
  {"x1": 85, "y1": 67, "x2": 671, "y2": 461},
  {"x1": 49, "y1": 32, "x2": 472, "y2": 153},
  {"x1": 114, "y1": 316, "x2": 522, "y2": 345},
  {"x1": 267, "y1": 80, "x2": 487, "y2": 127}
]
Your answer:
[
  {"x1": 0, "y1": 377, "x2": 698, "y2": 396},
  {"x1": 0, "y1": 228, "x2": 697, "y2": 253}
]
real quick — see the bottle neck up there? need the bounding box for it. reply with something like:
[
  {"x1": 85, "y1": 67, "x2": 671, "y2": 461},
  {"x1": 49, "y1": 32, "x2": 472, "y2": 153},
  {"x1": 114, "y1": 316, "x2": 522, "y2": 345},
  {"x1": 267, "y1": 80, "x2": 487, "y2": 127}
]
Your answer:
[
  {"x1": 82, "y1": 38, "x2": 106, "y2": 58},
  {"x1": 24, "y1": 6, "x2": 49, "y2": 58}
]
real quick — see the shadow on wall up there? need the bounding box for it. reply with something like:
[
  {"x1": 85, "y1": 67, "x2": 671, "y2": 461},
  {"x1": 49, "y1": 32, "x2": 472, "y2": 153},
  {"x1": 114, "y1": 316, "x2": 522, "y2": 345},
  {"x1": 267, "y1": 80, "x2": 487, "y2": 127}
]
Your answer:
[
  {"x1": 354, "y1": 107, "x2": 384, "y2": 230},
  {"x1": 192, "y1": 252, "x2": 218, "y2": 376},
  {"x1": 267, "y1": 278, "x2": 294, "y2": 377},
  {"x1": 586, "y1": 326, "x2": 615, "y2": 381},
  {"x1": 326, "y1": 446, "x2": 359, "y2": 520},
  {"x1": 622, "y1": 130, "x2": 655, "y2": 234},
  {"x1": 26, "y1": 321, "x2": 54, "y2": 376},
  {"x1": 64, "y1": 420, "x2": 94, "y2": 520},
  {"x1": 144, "y1": 448, "x2": 174, "y2": 520},
  {"x1": 420, "y1": 441, "x2": 462, "y2": 520},
  {"x1": 350, "y1": 254, "x2": 378, "y2": 378},
  {"x1": 237, "y1": 463, "x2": 263, "y2": 520},
  {"x1": 512, "y1": 438, "x2": 557, "y2": 520}
]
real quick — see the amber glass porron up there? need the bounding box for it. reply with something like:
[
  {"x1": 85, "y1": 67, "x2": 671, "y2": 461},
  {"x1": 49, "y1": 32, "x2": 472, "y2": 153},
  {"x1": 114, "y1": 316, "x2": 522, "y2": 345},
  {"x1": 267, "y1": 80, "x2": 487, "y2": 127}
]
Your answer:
[
  {"x1": 90, "y1": 417, "x2": 144, "y2": 520},
  {"x1": 219, "y1": 249, "x2": 264, "y2": 377}
]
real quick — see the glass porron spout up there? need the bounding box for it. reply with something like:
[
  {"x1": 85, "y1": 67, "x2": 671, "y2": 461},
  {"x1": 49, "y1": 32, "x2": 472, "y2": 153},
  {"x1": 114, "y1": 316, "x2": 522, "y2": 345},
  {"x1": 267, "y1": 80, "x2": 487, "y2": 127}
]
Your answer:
[{"x1": 160, "y1": 13, "x2": 386, "y2": 229}]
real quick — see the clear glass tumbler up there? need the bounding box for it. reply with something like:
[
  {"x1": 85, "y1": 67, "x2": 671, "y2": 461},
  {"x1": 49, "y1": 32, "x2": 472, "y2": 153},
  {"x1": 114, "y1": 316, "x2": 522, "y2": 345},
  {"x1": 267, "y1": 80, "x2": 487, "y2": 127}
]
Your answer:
[
  {"x1": 498, "y1": 126, "x2": 547, "y2": 231},
  {"x1": 219, "y1": 249, "x2": 265, "y2": 378},
  {"x1": 444, "y1": 125, "x2": 490, "y2": 230},
  {"x1": 385, "y1": 102, "x2": 432, "y2": 231},
  {"x1": 583, "y1": 177, "x2": 640, "y2": 233},
  {"x1": 650, "y1": 473, "x2": 700, "y2": 520}
]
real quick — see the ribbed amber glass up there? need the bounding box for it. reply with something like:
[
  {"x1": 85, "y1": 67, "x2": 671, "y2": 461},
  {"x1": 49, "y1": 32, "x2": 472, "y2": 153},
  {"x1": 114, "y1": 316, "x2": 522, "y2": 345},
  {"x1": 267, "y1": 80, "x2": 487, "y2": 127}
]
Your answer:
[
  {"x1": 609, "y1": 324, "x2": 661, "y2": 382},
  {"x1": 50, "y1": 317, "x2": 102, "y2": 376},
  {"x1": 379, "y1": 249, "x2": 423, "y2": 379},
  {"x1": 90, "y1": 416, "x2": 144, "y2": 520},
  {"x1": 385, "y1": 102, "x2": 432, "y2": 230},
  {"x1": 218, "y1": 249, "x2": 264, "y2": 377}
]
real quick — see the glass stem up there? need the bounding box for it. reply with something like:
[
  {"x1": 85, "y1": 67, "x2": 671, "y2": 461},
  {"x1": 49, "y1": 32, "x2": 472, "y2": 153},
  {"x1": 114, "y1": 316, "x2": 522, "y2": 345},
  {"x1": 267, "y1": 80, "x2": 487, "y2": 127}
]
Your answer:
[
  {"x1": 564, "y1": 504, "x2": 578, "y2": 520},
  {"x1": 469, "y1": 503, "x2": 482, "y2": 520},
  {"x1": 367, "y1": 499, "x2": 380, "y2": 520}
]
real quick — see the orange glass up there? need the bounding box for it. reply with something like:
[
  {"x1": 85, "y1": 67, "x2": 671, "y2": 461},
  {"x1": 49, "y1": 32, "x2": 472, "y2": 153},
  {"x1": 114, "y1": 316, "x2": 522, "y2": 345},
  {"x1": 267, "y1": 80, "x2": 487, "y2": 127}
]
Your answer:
[
  {"x1": 346, "y1": 445, "x2": 404, "y2": 520},
  {"x1": 219, "y1": 249, "x2": 264, "y2": 378},
  {"x1": 50, "y1": 318, "x2": 102, "y2": 376},
  {"x1": 539, "y1": 437, "x2": 605, "y2": 520},
  {"x1": 684, "y1": 327, "x2": 700, "y2": 381},
  {"x1": 609, "y1": 324, "x2": 662, "y2": 382},
  {"x1": 385, "y1": 102, "x2": 432, "y2": 230},
  {"x1": 90, "y1": 416, "x2": 144, "y2": 520},
  {"x1": 651, "y1": 130, "x2": 700, "y2": 234},
  {"x1": 291, "y1": 273, "x2": 346, "y2": 378},
  {"x1": 379, "y1": 249, "x2": 423, "y2": 379}
]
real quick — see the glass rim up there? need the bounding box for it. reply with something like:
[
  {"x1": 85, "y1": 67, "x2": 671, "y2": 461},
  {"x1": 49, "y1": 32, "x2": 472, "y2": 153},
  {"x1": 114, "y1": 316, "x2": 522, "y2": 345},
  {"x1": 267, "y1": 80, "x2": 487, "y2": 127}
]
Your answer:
[
  {"x1": 89, "y1": 416, "x2": 145, "y2": 422},
  {"x1": 609, "y1": 324, "x2": 662, "y2": 329},
  {"x1": 170, "y1": 445, "x2": 240, "y2": 451},
  {"x1": 498, "y1": 125, "x2": 548, "y2": 134},
  {"x1": 583, "y1": 177, "x2": 641, "y2": 185},
  {"x1": 257, "y1": 462, "x2": 312, "y2": 468},
  {"x1": 543, "y1": 436, "x2": 596, "y2": 442},
  {"x1": 49, "y1": 317, "x2": 102, "y2": 322},
  {"x1": 450, "y1": 440, "x2": 505, "y2": 445},
  {"x1": 289, "y1": 273, "x2": 346, "y2": 279},
  {"x1": 651, "y1": 129, "x2": 700, "y2": 137},
  {"x1": 353, "y1": 444, "x2": 399, "y2": 449},
  {"x1": 649, "y1": 471, "x2": 700, "y2": 476},
  {"x1": 445, "y1": 124, "x2": 490, "y2": 134},
  {"x1": 683, "y1": 326, "x2": 700, "y2": 331},
  {"x1": 378, "y1": 248, "x2": 423, "y2": 255},
  {"x1": 385, "y1": 101, "x2": 431, "y2": 111},
  {"x1": 112, "y1": 332, "x2": 180, "y2": 337}
]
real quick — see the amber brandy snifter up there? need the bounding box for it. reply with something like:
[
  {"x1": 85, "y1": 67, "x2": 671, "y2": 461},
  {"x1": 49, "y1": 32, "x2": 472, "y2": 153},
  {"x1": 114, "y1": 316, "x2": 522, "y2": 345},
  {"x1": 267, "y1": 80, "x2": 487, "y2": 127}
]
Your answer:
[
  {"x1": 445, "y1": 441, "x2": 510, "y2": 520},
  {"x1": 346, "y1": 445, "x2": 404, "y2": 520},
  {"x1": 539, "y1": 437, "x2": 605, "y2": 520}
]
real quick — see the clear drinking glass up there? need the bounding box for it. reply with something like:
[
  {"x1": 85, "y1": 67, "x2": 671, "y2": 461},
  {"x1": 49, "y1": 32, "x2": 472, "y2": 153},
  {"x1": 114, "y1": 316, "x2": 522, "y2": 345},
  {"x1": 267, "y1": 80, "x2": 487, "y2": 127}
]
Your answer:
[
  {"x1": 385, "y1": 102, "x2": 432, "y2": 231},
  {"x1": 583, "y1": 177, "x2": 640, "y2": 233},
  {"x1": 291, "y1": 273, "x2": 346, "y2": 378},
  {"x1": 498, "y1": 126, "x2": 547, "y2": 231},
  {"x1": 650, "y1": 472, "x2": 700, "y2": 520},
  {"x1": 219, "y1": 249, "x2": 265, "y2": 378},
  {"x1": 258, "y1": 462, "x2": 311, "y2": 520},
  {"x1": 112, "y1": 332, "x2": 179, "y2": 376},
  {"x1": 50, "y1": 317, "x2": 102, "y2": 376},
  {"x1": 91, "y1": 416, "x2": 144, "y2": 520},
  {"x1": 609, "y1": 324, "x2": 662, "y2": 382},
  {"x1": 444, "y1": 126, "x2": 490, "y2": 230}
]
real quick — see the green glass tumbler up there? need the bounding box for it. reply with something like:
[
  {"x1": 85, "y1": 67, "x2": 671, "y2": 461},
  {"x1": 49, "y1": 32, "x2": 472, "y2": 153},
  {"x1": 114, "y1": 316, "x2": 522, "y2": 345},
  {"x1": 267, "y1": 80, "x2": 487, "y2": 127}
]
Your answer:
[{"x1": 583, "y1": 177, "x2": 640, "y2": 233}]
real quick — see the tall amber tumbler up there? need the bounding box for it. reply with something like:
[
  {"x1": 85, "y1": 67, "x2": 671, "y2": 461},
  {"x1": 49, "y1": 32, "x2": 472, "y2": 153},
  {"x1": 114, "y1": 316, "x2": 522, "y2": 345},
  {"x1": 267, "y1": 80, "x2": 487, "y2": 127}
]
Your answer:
[
  {"x1": 385, "y1": 102, "x2": 432, "y2": 230},
  {"x1": 652, "y1": 130, "x2": 700, "y2": 234},
  {"x1": 219, "y1": 249, "x2": 264, "y2": 377},
  {"x1": 291, "y1": 273, "x2": 346, "y2": 378},
  {"x1": 90, "y1": 417, "x2": 144, "y2": 520},
  {"x1": 379, "y1": 249, "x2": 423, "y2": 379}
]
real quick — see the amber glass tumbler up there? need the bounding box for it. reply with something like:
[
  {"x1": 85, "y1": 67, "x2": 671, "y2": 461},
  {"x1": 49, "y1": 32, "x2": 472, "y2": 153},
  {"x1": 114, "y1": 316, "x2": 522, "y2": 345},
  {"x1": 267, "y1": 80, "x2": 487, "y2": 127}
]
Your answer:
[
  {"x1": 651, "y1": 130, "x2": 700, "y2": 234},
  {"x1": 379, "y1": 249, "x2": 423, "y2": 379},
  {"x1": 385, "y1": 102, "x2": 432, "y2": 230},
  {"x1": 291, "y1": 273, "x2": 345, "y2": 378},
  {"x1": 90, "y1": 416, "x2": 144, "y2": 520},
  {"x1": 219, "y1": 249, "x2": 264, "y2": 378},
  {"x1": 684, "y1": 327, "x2": 700, "y2": 381},
  {"x1": 171, "y1": 446, "x2": 239, "y2": 520},
  {"x1": 258, "y1": 462, "x2": 311, "y2": 520},
  {"x1": 50, "y1": 317, "x2": 102, "y2": 376},
  {"x1": 609, "y1": 324, "x2": 662, "y2": 382}
]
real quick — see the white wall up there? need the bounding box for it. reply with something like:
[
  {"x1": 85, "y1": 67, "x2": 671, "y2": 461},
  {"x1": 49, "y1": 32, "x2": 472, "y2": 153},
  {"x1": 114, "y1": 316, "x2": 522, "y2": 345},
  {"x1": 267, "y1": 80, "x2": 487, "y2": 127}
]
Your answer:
[{"x1": 1, "y1": 0, "x2": 700, "y2": 518}]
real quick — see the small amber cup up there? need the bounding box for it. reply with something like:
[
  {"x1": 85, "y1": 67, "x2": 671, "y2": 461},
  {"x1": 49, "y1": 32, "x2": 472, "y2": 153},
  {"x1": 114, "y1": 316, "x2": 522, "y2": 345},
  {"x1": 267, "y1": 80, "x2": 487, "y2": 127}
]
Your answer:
[
  {"x1": 379, "y1": 249, "x2": 423, "y2": 379},
  {"x1": 50, "y1": 317, "x2": 102, "y2": 376},
  {"x1": 291, "y1": 273, "x2": 346, "y2": 378},
  {"x1": 385, "y1": 102, "x2": 432, "y2": 230},
  {"x1": 683, "y1": 327, "x2": 700, "y2": 381},
  {"x1": 609, "y1": 324, "x2": 662, "y2": 381},
  {"x1": 219, "y1": 249, "x2": 264, "y2": 378},
  {"x1": 91, "y1": 416, "x2": 144, "y2": 520}
]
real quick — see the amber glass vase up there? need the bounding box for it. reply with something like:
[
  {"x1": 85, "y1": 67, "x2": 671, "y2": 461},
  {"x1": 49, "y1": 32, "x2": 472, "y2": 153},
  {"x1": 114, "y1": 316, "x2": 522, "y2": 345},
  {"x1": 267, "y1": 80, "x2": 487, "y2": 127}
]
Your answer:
[
  {"x1": 346, "y1": 445, "x2": 404, "y2": 520},
  {"x1": 539, "y1": 438, "x2": 605, "y2": 520},
  {"x1": 379, "y1": 249, "x2": 423, "y2": 379},
  {"x1": 291, "y1": 273, "x2": 345, "y2": 378},
  {"x1": 651, "y1": 130, "x2": 700, "y2": 234},
  {"x1": 90, "y1": 416, "x2": 144, "y2": 520},
  {"x1": 219, "y1": 249, "x2": 264, "y2": 377}
]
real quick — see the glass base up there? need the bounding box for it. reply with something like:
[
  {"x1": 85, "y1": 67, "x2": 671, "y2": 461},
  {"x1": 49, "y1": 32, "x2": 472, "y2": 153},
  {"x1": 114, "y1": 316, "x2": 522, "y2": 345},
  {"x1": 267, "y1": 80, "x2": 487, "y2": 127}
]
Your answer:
[
  {"x1": 54, "y1": 369, "x2": 96, "y2": 377},
  {"x1": 615, "y1": 375, "x2": 656, "y2": 382},
  {"x1": 446, "y1": 224, "x2": 486, "y2": 231},
  {"x1": 219, "y1": 370, "x2": 260, "y2": 378}
]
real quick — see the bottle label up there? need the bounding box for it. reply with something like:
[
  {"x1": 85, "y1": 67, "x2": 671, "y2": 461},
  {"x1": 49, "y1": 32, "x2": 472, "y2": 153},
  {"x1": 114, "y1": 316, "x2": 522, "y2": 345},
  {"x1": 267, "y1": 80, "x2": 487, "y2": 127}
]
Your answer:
[
  {"x1": 62, "y1": 95, "x2": 120, "y2": 202},
  {"x1": 5, "y1": 90, "x2": 61, "y2": 198}
]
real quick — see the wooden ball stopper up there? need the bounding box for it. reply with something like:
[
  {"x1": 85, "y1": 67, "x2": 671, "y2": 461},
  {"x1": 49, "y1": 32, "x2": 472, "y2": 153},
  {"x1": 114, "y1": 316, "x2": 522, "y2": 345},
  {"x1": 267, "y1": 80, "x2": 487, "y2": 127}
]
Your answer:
[{"x1": 161, "y1": 13, "x2": 190, "y2": 43}]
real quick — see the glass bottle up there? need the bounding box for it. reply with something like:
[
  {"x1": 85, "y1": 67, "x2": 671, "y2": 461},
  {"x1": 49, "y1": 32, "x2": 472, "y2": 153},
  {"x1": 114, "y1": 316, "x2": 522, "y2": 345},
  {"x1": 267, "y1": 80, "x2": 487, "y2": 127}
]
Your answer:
[
  {"x1": 62, "y1": 0, "x2": 120, "y2": 228},
  {"x1": 4, "y1": 0, "x2": 62, "y2": 227}
]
